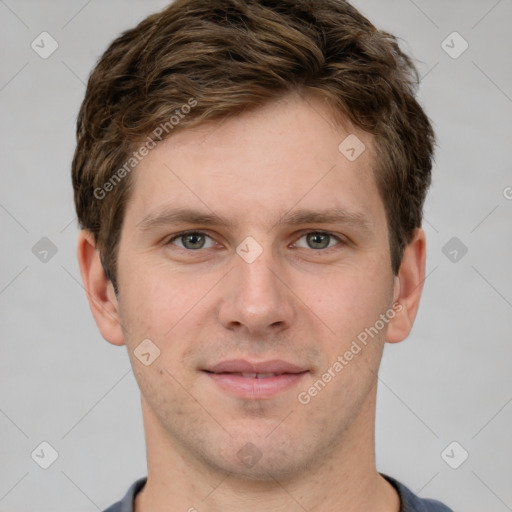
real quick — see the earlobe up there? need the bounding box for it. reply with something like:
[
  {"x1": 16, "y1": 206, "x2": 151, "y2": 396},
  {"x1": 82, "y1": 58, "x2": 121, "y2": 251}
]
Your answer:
[
  {"x1": 76, "y1": 230, "x2": 125, "y2": 346},
  {"x1": 386, "y1": 228, "x2": 426, "y2": 344}
]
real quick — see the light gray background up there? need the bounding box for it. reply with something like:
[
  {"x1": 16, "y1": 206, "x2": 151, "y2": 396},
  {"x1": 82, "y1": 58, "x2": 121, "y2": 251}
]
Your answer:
[{"x1": 1, "y1": 0, "x2": 511, "y2": 511}]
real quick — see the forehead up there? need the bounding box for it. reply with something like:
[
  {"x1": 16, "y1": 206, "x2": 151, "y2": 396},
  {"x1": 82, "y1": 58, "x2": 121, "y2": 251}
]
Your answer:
[{"x1": 124, "y1": 93, "x2": 386, "y2": 232}]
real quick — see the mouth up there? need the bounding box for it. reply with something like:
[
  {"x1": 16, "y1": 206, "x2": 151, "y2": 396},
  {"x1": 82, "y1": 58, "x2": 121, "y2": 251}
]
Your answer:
[
  {"x1": 202, "y1": 359, "x2": 309, "y2": 399},
  {"x1": 205, "y1": 371, "x2": 297, "y2": 378}
]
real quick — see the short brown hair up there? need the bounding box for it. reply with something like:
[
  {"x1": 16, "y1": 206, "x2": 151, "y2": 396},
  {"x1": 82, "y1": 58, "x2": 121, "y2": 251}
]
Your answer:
[{"x1": 72, "y1": 0, "x2": 435, "y2": 289}]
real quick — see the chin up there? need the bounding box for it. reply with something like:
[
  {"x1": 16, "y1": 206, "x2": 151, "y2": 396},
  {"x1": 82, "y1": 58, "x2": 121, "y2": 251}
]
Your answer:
[{"x1": 200, "y1": 433, "x2": 316, "y2": 483}]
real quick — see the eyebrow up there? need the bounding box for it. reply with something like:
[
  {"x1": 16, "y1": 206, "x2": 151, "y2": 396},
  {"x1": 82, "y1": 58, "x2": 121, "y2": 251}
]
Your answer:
[
  {"x1": 136, "y1": 206, "x2": 373, "y2": 233},
  {"x1": 278, "y1": 208, "x2": 373, "y2": 232}
]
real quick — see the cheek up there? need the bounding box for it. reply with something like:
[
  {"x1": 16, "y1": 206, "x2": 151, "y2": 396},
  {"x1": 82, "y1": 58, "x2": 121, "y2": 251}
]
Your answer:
[
  {"x1": 305, "y1": 262, "x2": 393, "y2": 340},
  {"x1": 117, "y1": 260, "x2": 183, "y2": 339},
  {"x1": 118, "y1": 257, "x2": 219, "y2": 357}
]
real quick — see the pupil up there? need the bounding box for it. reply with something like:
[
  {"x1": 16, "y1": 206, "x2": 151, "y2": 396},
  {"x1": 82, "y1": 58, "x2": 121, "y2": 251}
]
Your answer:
[
  {"x1": 308, "y1": 233, "x2": 328, "y2": 249},
  {"x1": 185, "y1": 234, "x2": 203, "y2": 249}
]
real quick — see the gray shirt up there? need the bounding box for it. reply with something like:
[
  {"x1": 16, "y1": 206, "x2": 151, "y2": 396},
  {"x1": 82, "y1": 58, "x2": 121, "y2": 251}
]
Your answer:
[{"x1": 102, "y1": 474, "x2": 453, "y2": 511}]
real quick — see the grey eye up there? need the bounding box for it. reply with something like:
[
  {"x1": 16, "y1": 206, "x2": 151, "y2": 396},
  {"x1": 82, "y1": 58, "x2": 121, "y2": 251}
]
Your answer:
[
  {"x1": 295, "y1": 232, "x2": 338, "y2": 250},
  {"x1": 170, "y1": 232, "x2": 215, "y2": 250}
]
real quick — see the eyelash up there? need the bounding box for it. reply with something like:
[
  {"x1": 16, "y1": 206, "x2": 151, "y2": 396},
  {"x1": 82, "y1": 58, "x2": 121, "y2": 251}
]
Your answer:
[{"x1": 165, "y1": 230, "x2": 345, "y2": 252}]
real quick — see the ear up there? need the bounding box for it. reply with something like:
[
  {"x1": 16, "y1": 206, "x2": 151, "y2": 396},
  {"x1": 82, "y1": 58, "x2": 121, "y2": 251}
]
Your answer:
[
  {"x1": 76, "y1": 230, "x2": 125, "y2": 346},
  {"x1": 386, "y1": 228, "x2": 426, "y2": 344}
]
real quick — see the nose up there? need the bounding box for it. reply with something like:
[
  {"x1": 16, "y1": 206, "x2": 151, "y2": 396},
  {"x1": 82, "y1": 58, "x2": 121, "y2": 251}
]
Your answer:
[{"x1": 217, "y1": 246, "x2": 296, "y2": 337}]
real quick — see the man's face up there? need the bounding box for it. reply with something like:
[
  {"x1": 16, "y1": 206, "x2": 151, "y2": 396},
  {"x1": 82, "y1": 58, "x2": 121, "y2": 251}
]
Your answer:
[{"x1": 115, "y1": 93, "x2": 398, "y2": 480}]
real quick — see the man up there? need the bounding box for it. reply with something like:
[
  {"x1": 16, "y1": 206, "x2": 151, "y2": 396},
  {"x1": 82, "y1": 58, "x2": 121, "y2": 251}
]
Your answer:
[{"x1": 72, "y1": 0, "x2": 453, "y2": 510}]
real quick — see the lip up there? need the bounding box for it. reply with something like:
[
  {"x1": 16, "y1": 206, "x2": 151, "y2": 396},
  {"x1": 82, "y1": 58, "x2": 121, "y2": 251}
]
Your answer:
[
  {"x1": 202, "y1": 359, "x2": 309, "y2": 400},
  {"x1": 206, "y1": 359, "x2": 307, "y2": 374}
]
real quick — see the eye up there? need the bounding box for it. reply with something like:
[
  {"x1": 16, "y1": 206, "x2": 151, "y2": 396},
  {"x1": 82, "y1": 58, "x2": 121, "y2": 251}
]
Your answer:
[
  {"x1": 294, "y1": 232, "x2": 342, "y2": 250},
  {"x1": 167, "y1": 231, "x2": 216, "y2": 250}
]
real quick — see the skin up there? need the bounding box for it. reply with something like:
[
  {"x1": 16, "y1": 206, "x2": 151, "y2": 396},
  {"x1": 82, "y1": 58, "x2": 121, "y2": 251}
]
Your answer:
[{"x1": 78, "y1": 92, "x2": 426, "y2": 512}]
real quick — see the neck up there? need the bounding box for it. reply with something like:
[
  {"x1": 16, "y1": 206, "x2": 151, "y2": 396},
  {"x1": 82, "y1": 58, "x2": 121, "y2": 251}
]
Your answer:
[{"x1": 135, "y1": 386, "x2": 399, "y2": 512}]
